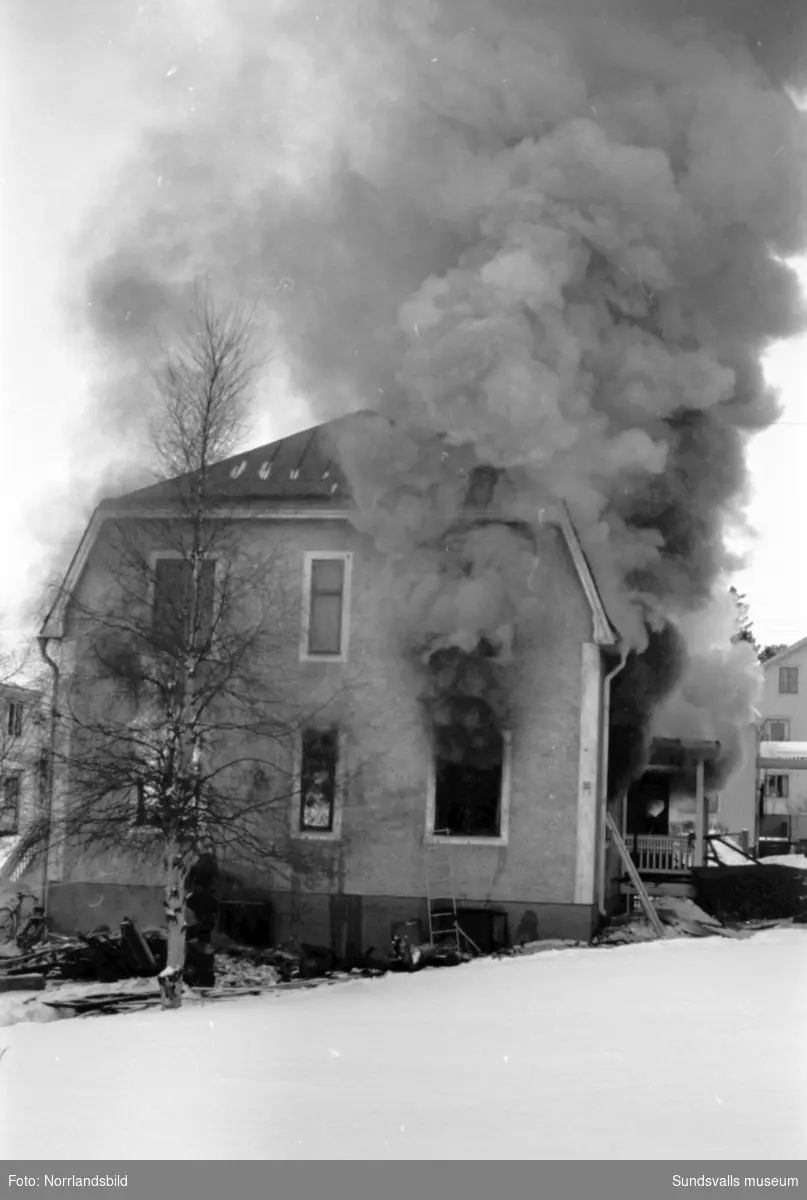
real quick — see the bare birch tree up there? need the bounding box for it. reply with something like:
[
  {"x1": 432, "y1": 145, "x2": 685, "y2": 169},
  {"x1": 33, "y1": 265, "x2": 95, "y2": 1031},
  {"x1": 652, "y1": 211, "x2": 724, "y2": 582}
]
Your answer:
[{"x1": 14, "y1": 297, "x2": 355, "y2": 1006}]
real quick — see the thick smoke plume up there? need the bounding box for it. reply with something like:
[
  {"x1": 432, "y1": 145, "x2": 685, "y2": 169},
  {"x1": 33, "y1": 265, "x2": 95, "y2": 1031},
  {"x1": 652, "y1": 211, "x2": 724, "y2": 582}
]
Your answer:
[{"x1": 79, "y1": 0, "x2": 806, "y2": 787}]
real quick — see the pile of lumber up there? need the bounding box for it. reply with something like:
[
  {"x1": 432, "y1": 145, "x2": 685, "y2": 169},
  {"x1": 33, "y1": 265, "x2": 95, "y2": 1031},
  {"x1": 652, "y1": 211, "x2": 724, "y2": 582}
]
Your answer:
[{"x1": 0, "y1": 919, "x2": 166, "y2": 983}]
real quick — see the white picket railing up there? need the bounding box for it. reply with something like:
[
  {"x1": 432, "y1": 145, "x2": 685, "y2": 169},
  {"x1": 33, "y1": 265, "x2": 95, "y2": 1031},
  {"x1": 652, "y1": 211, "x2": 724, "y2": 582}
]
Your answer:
[{"x1": 622, "y1": 834, "x2": 694, "y2": 875}]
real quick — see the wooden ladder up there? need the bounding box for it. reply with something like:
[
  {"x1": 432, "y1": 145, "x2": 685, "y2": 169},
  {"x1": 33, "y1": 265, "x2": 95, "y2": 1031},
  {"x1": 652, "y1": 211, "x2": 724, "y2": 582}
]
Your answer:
[{"x1": 606, "y1": 813, "x2": 666, "y2": 939}]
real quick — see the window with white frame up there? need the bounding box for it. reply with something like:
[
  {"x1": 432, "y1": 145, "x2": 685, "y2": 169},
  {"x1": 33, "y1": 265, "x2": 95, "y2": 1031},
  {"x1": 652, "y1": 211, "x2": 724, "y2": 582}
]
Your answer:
[
  {"x1": 134, "y1": 780, "x2": 162, "y2": 829},
  {"x1": 300, "y1": 553, "x2": 352, "y2": 661},
  {"x1": 779, "y1": 667, "x2": 798, "y2": 695},
  {"x1": 429, "y1": 725, "x2": 511, "y2": 842},
  {"x1": 764, "y1": 773, "x2": 790, "y2": 800},
  {"x1": 0, "y1": 774, "x2": 21, "y2": 835},
  {"x1": 152, "y1": 557, "x2": 216, "y2": 651},
  {"x1": 298, "y1": 728, "x2": 339, "y2": 833},
  {"x1": 763, "y1": 719, "x2": 790, "y2": 742},
  {"x1": 7, "y1": 701, "x2": 23, "y2": 739}
]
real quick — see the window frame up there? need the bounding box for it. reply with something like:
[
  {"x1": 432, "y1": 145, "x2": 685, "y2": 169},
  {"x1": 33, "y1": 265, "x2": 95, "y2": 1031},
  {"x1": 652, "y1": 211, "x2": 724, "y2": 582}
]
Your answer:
[
  {"x1": 291, "y1": 726, "x2": 345, "y2": 842},
  {"x1": 7, "y1": 701, "x2": 23, "y2": 739},
  {"x1": 425, "y1": 730, "x2": 513, "y2": 847},
  {"x1": 763, "y1": 718, "x2": 791, "y2": 742},
  {"x1": 0, "y1": 772, "x2": 22, "y2": 836},
  {"x1": 778, "y1": 666, "x2": 799, "y2": 695},
  {"x1": 764, "y1": 773, "x2": 790, "y2": 800},
  {"x1": 299, "y1": 551, "x2": 353, "y2": 663},
  {"x1": 148, "y1": 551, "x2": 219, "y2": 652}
]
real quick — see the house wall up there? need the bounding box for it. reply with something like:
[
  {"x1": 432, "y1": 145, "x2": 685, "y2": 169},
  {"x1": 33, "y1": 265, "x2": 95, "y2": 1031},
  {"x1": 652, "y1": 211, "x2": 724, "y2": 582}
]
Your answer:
[
  {"x1": 760, "y1": 646, "x2": 807, "y2": 740},
  {"x1": 47, "y1": 514, "x2": 603, "y2": 949},
  {"x1": 0, "y1": 685, "x2": 47, "y2": 899}
]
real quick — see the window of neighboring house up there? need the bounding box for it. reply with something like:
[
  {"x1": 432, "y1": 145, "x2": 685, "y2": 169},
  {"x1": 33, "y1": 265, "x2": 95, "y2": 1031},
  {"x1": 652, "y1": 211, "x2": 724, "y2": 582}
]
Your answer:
[
  {"x1": 764, "y1": 773, "x2": 790, "y2": 800},
  {"x1": 301, "y1": 553, "x2": 352, "y2": 660},
  {"x1": 0, "y1": 774, "x2": 21, "y2": 835},
  {"x1": 432, "y1": 727, "x2": 508, "y2": 839},
  {"x1": 299, "y1": 728, "x2": 339, "y2": 832},
  {"x1": 779, "y1": 667, "x2": 799, "y2": 695},
  {"x1": 7, "y1": 702, "x2": 23, "y2": 739},
  {"x1": 152, "y1": 557, "x2": 216, "y2": 651},
  {"x1": 764, "y1": 719, "x2": 790, "y2": 742}
]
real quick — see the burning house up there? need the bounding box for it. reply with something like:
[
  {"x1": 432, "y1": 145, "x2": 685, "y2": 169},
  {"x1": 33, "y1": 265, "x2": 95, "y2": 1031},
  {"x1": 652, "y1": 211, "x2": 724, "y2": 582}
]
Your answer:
[{"x1": 31, "y1": 3, "x2": 807, "y2": 946}]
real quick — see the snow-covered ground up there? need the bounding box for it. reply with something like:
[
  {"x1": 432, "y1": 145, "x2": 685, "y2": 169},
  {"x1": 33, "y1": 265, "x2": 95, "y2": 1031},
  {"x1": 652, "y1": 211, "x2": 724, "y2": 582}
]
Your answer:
[{"x1": 1, "y1": 928, "x2": 805, "y2": 1160}]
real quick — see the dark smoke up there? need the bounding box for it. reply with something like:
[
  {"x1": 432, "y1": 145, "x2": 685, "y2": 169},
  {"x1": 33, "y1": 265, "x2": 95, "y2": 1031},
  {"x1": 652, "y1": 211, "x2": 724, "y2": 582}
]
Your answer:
[{"x1": 75, "y1": 0, "x2": 806, "y2": 787}]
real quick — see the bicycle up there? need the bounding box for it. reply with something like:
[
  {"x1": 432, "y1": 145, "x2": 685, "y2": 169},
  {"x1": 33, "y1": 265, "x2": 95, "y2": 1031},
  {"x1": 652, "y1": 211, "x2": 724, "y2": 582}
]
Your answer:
[{"x1": 0, "y1": 891, "x2": 48, "y2": 951}]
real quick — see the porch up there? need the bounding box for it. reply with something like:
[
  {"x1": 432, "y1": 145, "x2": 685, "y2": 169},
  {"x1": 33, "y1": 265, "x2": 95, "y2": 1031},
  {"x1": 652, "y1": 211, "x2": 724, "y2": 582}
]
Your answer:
[{"x1": 614, "y1": 737, "x2": 722, "y2": 896}]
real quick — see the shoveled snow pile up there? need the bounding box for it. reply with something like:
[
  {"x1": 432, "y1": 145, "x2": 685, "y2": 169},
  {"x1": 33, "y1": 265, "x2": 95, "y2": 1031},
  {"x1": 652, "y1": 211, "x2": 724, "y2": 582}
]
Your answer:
[{"x1": 0, "y1": 928, "x2": 805, "y2": 1160}]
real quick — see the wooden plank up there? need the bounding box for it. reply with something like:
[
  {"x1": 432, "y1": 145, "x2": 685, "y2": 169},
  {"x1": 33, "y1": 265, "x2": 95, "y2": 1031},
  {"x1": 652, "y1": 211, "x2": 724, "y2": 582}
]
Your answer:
[{"x1": 606, "y1": 813, "x2": 666, "y2": 938}]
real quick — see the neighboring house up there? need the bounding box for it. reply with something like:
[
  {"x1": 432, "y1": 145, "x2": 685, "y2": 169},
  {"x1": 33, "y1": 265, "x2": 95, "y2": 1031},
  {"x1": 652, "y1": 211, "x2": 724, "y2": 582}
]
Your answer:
[
  {"x1": 720, "y1": 639, "x2": 807, "y2": 848},
  {"x1": 0, "y1": 682, "x2": 47, "y2": 890},
  {"x1": 39, "y1": 414, "x2": 630, "y2": 951}
]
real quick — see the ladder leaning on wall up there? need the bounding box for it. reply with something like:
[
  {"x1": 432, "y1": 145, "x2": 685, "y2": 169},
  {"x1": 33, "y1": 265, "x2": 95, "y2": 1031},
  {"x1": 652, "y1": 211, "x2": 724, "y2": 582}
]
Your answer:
[{"x1": 424, "y1": 834, "x2": 482, "y2": 955}]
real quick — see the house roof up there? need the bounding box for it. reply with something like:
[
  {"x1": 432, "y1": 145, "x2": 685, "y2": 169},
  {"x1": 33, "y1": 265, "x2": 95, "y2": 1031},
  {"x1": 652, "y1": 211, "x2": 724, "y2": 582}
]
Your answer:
[
  {"x1": 109, "y1": 413, "x2": 356, "y2": 507},
  {"x1": 761, "y1": 637, "x2": 807, "y2": 670},
  {"x1": 40, "y1": 412, "x2": 619, "y2": 647}
]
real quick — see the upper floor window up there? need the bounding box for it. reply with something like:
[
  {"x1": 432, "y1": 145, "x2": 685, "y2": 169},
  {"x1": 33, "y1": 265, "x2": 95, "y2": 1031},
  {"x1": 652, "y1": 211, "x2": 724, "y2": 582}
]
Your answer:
[
  {"x1": 763, "y1": 719, "x2": 790, "y2": 742},
  {"x1": 779, "y1": 667, "x2": 799, "y2": 695},
  {"x1": 152, "y1": 557, "x2": 216, "y2": 652},
  {"x1": 7, "y1": 702, "x2": 23, "y2": 739},
  {"x1": 0, "y1": 774, "x2": 21, "y2": 835},
  {"x1": 300, "y1": 553, "x2": 352, "y2": 662}
]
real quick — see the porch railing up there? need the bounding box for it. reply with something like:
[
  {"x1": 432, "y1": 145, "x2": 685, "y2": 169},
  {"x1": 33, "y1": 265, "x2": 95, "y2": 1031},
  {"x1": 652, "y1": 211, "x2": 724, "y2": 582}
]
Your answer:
[{"x1": 620, "y1": 834, "x2": 694, "y2": 875}]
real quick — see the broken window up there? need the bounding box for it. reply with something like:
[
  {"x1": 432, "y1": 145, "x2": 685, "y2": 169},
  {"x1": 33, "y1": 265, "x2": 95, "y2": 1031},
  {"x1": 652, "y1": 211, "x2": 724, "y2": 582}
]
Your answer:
[
  {"x1": 764, "y1": 719, "x2": 790, "y2": 742},
  {"x1": 152, "y1": 558, "x2": 215, "y2": 652},
  {"x1": 0, "y1": 774, "x2": 21, "y2": 835},
  {"x1": 433, "y1": 728, "x2": 505, "y2": 838},
  {"x1": 134, "y1": 780, "x2": 162, "y2": 829},
  {"x1": 300, "y1": 729, "x2": 338, "y2": 831},
  {"x1": 7, "y1": 702, "x2": 23, "y2": 739},
  {"x1": 779, "y1": 667, "x2": 798, "y2": 695}
]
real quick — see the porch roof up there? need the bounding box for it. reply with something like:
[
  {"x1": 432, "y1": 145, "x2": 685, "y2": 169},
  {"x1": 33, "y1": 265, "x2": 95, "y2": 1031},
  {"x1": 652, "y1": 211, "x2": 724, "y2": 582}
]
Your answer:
[
  {"x1": 650, "y1": 737, "x2": 722, "y2": 768},
  {"x1": 758, "y1": 741, "x2": 807, "y2": 770}
]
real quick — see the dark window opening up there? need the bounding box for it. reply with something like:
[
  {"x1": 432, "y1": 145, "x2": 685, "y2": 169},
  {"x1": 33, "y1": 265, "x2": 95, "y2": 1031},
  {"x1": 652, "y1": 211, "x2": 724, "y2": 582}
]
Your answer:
[
  {"x1": 153, "y1": 558, "x2": 215, "y2": 652},
  {"x1": 0, "y1": 774, "x2": 21, "y2": 835},
  {"x1": 434, "y1": 742, "x2": 504, "y2": 838},
  {"x1": 626, "y1": 774, "x2": 671, "y2": 836},
  {"x1": 764, "y1": 773, "x2": 789, "y2": 800},
  {"x1": 300, "y1": 729, "x2": 338, "y2": 831},
  {"x1": 7, "y1": 702, "x2": 23, "y2": 739},
  {"x1": 307, "y1": 559, "x2": 345, "y2": 655}
]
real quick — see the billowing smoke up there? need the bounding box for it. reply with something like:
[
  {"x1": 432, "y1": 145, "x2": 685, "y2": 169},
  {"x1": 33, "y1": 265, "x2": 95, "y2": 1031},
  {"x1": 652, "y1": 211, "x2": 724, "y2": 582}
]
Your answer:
[{"x1": 77, "y1": 1, "x2": 806, "y2": 786}]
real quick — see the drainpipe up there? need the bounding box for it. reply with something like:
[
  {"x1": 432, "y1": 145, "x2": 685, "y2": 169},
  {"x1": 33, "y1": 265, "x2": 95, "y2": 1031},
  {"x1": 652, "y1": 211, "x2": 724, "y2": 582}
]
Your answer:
[
  {"x1": 37, "y1": 635, "x2": 60, "y2": 920},
  {"x1": 597, "y1": 648, "x2": 628, "y2": 918}
]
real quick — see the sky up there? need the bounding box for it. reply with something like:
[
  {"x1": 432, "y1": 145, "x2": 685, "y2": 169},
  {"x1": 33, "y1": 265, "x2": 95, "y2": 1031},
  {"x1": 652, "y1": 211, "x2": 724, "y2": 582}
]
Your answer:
[{"x1": 1, "y1": 1, "x2": 806, "y2": 655}]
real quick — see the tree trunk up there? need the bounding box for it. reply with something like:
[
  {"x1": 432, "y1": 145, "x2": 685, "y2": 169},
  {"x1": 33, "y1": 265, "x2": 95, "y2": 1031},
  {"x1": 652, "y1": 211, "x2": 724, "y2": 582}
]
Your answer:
[{"x1": 159, "y1": 847, "x2": 188, "y2": 1009}]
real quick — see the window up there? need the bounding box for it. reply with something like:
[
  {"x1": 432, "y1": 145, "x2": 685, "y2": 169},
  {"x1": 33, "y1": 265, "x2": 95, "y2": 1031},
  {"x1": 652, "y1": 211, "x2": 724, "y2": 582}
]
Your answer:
[
  {"x1": 779, "y1": 667, "x2": 798, "y2": 695},
  {"x1": 301, "y1": 553, "x2": 352, "y2": 661},
  {"x1": 763, "y1": 719, "x2": 790, "y2": 742},
  {"x1": 0, "y1": 774, "x2": 21, "y2": 835},
  {"x1": 134, "y1": 781, "x2": 162, "y2": 829},
  {"x1": 299, "y1": 729, "x2": 339, "y2": 832},
  {"x1": 152, "y1": 557, "x2": 215, "y2": 651},
  {"x1": 7, "y1": 702, "x2": 23, "y2": 739},
  {"x1": 764, "y1": 774, "x2": 790, "y2": 800},
  {"x1": 429, "y1": 727, "x2": 512, "y2": 842}
]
